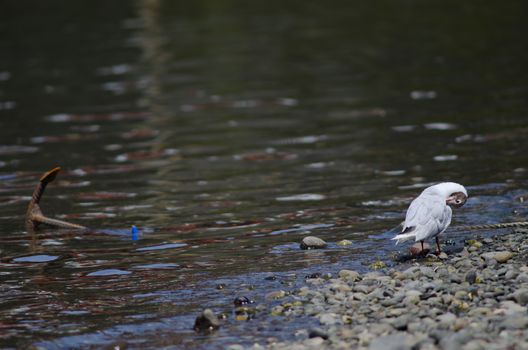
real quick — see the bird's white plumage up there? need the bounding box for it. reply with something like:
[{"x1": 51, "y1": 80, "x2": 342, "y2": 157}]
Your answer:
[{"x1": 392, "y1": 182, "x2": 467, "y2": 244}]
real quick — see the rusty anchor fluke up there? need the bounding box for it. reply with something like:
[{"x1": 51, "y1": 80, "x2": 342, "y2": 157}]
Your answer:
[{"x1": 26, "y1": 167, "x2": 86, "y2": 230}]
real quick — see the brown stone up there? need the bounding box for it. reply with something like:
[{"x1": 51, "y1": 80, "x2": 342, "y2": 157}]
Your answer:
[{"x1": 410, "y1": 242, "x2": 430, "y2": 256}]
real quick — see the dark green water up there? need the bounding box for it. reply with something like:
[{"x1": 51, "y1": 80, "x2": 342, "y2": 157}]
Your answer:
[{"x1": 0, "y1": 0, "x2": 527, "y2": 348}]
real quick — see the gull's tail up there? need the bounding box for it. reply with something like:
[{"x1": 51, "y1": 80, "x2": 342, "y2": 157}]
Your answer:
[{"x1": 391, "y1": 226, "x2": 416, "y2": 245}]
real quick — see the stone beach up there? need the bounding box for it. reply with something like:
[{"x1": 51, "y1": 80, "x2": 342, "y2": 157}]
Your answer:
[{"x1": 241, "y1": 228, "x2": 528, "y2": 350}]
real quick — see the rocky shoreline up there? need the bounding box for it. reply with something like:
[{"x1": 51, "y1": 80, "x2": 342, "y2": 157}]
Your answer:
[{"x1": 241, "y1": 228, "x2": 528, "y2": 350}]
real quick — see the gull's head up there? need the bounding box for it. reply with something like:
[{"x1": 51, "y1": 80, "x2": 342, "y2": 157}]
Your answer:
[{"x1": 426, "y1": 182, "x2": 468, "y2": 209}]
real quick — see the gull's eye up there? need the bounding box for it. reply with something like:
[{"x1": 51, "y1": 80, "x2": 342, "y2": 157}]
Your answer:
[{"x1": 456, "y1": 199, "x2": 462, "y2": 204}]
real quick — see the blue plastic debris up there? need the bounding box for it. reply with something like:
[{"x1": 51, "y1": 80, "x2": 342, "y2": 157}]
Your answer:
[{"x1": 131, "y1": 225, "x2": 139, "y2": 241}]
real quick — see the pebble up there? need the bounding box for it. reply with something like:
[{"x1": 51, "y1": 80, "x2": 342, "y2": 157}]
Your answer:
[
  {"x1": 437, "y1": 312, "x2": 456, "y2": 328},
  {"x1": 304, "y1": 337, "x2": 325, "y2": 347},
  {"x1": 465, "y1": 270, "x2": 478, "y2": 284},
  {"x1": 513, "y1": 288, "x2": 528, "y2": 306},
  {"x1": 481, "y1": 251, "x2": 513, "y2": 263},
  {"x1": 369, "y1": 333, "x2": 419, "y2": 350},
  {"x1": 337, "y1": 239, "x2": 352, "y2": 246},
  {"x1": 226, "y1": 345, "x2": 244, "y2": 350},
  {"x1": 265, "y1": 290, "x2": 286, "y2": 300},
  {"x1": 319, "y1": 313, "x2": 341, "y2": 326},
  {"x1": 308, "y1": 328, "x2": 329, "y2": 340},
  {"x1": 300, "y1": 236, "x2": 327, "y2": 250},
  {"x1": 391, "y1": 315, "x2": 410, "y2": 330},
  {"x1": 234, "y1": 296, "x2": 253, "y2": 306},
  {"x1": 338, "y1": 269, "x2": 360, "y2": 282}
]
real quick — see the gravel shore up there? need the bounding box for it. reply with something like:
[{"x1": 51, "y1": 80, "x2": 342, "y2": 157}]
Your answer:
[{"x1": 250, "y1": 228, "x2": 528, "y2": 350}]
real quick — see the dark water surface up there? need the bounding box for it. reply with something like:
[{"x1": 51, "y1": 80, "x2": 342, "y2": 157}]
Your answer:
[{"x1": 1, "y1": 0, "x2": 527, "y2": 348}]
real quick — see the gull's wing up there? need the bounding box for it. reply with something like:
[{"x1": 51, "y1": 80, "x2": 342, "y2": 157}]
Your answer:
[{"x1": 404, "y1": 193, "x2": 452, "y2": 241}]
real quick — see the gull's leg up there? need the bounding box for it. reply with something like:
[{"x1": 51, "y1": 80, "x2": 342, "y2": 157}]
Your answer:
[
  {"x1": 435, "y1": 236, "x2": 442, "y2": 255},
  {"x1": 421, "y1": 240, "x2": 424, "y2": 252}
]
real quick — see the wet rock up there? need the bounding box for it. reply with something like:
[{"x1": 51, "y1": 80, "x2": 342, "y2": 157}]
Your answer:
[
  {"x1": 235, "y1": 306, "x2": 257, "y2": 321},
  {"x1": 305, "y1": 272, "x2": 321, "y2": 279},
  {"x1": 270, "y1": 305, "x2": 284, "y2": 316},
  {"x1": 234, "y1": 296, "x2": 253, "y2": 306},
  {"x1": 338, "y1": 269, "x2": 360, "y2": 282},
  {"x1": 194, "y1": 309, "x2": 220, "y2": 332},
  {"x1": 481, "y1": 251, "x2": 513, "y2": 263},
  {"x1": 337, "y1": 239, "x2": 352, "y2": 246},
  {"x1": 369, "y1": 260, "x2": 387, "y2": 270},
  {"x1": 410, "y1": 242, "x2": 430, "y2": 256},
  {"x1": 308, "y1": 328, "x2": 329, "y2": 340},
  {"x1": 265, "y1": 290, "x2": 286, "y2": 300},
  {"x1": 300, "y1": 236, "x2": 327, "y2": 249},
  {"x1": 264, "y1": 275, "x2": 277, "y2": 281}
]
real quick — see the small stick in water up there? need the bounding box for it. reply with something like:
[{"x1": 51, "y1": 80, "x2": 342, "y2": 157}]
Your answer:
[{"x1": 26, "y1": 167, "x2": 86, "y2": 230}]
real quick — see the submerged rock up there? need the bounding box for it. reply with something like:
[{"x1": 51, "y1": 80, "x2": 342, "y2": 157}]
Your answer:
[
  {"x1": 300, "y1": 236, "x2": 327, "y2": 250},
  {"x1": 266, "y1": 290, "x2": 286, "y2": 300},
  {"x1": 233, "y1": 296, "x2": 253, "y2": 306},
  {"x1": 193, "y1": 309, "x2": 220, "y2": 332},
  {"x1": 369, "y1": 260, "x2": 387, "y2": 270}
]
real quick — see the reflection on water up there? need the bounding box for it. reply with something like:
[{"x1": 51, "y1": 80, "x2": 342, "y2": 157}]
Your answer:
[{"x1": 0, "y1": 0, "x2": 527, "y2": 348}]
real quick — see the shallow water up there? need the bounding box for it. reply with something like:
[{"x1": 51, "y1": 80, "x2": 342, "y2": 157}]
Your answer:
[{"x1": 1, "y1": 0, "x2": 527, "y2": 348}]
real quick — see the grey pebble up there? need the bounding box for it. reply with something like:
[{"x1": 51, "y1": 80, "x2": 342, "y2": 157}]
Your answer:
[
  {"x1": 308, "y1": 328, "x2": 329, "y2": 340},
  {"x1": 513, "y1": 288, "x2": 528, "y2": 306},
  {"x1": 300, "y1": 236, "x2": 327, "y2": 250},
  {"x1": 369, "y1": 332, "x2": 419, "y2": 350}
]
